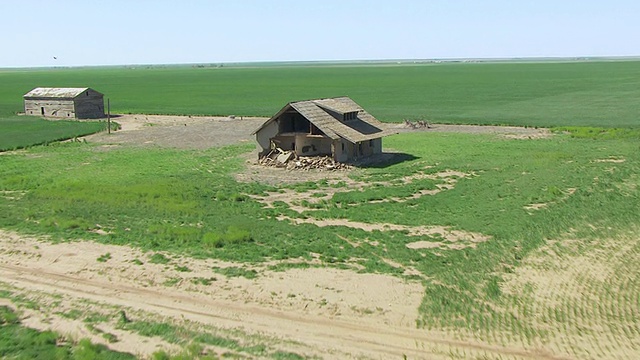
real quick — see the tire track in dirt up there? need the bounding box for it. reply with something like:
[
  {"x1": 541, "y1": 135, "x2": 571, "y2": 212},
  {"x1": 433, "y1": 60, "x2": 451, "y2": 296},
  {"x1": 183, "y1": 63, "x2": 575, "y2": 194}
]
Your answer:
[{"x1": 0, "y1": 263, "x2": 570, "y2": 360}]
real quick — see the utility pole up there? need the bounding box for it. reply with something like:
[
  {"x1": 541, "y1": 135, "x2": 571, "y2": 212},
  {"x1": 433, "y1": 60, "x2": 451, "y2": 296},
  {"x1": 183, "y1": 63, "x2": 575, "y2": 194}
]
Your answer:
[{"x1": 107, "y1": 98, "x2": 111, "y2": 134}]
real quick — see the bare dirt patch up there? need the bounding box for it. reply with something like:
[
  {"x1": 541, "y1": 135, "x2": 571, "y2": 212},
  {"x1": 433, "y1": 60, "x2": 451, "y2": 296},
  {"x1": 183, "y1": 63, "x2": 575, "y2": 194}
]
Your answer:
[
  {"x1": 85, "y1": 114, "x2": 268, "y2": 150},
  {"x1": 594, "y1": 157, "x2": 626, "y2": 163},
  {"x1": 279, "y1": 216, "x2": 490, "y2": 248},
  {"x1": 393, "y1": 123, "x2": 552, "y2": 139}
]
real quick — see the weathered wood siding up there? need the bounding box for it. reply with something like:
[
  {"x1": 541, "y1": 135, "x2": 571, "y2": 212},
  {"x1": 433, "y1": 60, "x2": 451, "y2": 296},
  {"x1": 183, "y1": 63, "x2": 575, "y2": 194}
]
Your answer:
[
  {"x1": 332, "y1": 138, "x2": 381, "y2": 162},
  {"x1": 73, "y1": 89, "x2": 105, "y2": 119},
  {"x1": 24, "y1": 99, "x2": 76, "y2": 118}
]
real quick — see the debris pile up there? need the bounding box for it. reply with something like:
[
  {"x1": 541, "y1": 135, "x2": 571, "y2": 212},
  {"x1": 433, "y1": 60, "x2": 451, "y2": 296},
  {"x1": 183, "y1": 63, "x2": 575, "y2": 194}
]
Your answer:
[
  {"x1": 258, "y1": 149, "x2": 351, "y2": 171},
  {"x1": 403, "y1": 119, "x2": 431, "y2": 129}
]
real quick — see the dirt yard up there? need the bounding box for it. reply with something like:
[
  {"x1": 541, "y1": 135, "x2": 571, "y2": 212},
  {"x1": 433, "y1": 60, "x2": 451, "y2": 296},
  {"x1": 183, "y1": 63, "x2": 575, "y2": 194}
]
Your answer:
[
  {"x1": 85, "y1": 114, "x2": 551, "y2": 150},
  {"x1": 1, "y1": 115, "x2": 558, "y2": 359},
  {"x1": 84, "y1": 114, "x2": 268, "y2": 149}
]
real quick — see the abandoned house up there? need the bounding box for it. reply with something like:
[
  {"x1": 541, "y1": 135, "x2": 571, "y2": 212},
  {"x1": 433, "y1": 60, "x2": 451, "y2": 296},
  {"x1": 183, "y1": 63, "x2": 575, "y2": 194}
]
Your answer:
[
  {"x1": 253, "y1": 97, "x2": 397, "y2": 162},
  {"x1": 23, "y1": 87, "x2": 105, "y2": 119}
]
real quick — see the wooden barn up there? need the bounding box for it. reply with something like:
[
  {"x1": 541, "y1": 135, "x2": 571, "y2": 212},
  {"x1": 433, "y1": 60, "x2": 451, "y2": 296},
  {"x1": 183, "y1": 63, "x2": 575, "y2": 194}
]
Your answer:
[
  {"x1": 24, "y1": 87, "x2": 105, "y2": 119},
  {"x1": 253, "y1": 97, "x2": 396, "y2": 162}
]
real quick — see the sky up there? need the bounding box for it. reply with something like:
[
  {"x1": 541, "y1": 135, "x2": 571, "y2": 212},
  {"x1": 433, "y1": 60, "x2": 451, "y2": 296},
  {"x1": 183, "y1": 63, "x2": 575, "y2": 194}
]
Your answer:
[{"x1": 0, "y1": 0, "x2": 638, "y2": 68}]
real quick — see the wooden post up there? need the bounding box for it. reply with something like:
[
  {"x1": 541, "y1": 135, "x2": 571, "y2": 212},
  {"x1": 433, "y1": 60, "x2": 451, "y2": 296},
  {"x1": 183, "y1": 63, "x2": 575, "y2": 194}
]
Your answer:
[{"x1": 107, "y1": 98, "x2": 111, "y2": 134}]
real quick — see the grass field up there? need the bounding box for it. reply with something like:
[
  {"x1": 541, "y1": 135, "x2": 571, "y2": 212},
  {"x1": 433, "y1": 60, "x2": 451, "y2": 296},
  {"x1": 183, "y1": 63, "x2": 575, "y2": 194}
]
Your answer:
[
  {"x1": 1, "y1": 128, "x2": 639, "y2": 358},
  {"x1": 1, "y1": 60, "x2": 639, "y2": 358},
  {"x1": 1, "y1": 60, "x2": 640, "y2": 127},
  {"x1": 0, "y1": 115, "x2": 108, "y2": 151}
]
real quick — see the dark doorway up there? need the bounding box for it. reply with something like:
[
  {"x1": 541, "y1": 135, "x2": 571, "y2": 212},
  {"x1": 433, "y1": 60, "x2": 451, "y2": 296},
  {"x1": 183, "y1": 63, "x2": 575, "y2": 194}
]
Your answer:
[{"x1": 40, "y1": 107, "x2": 45, "y2": 116}]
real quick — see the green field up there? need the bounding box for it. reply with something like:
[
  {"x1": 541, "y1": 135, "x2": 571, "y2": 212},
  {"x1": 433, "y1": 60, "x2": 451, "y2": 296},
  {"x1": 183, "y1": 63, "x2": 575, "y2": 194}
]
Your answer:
[
  {"x1": 0, "y1": 115, "x2": 108, "y2": 151},
  {"x1": 1, "y1": 61, "x2": 639, "y2": 358},
  {"x1": 1, "y1": 60, "x2": 640, "y2": 127}
]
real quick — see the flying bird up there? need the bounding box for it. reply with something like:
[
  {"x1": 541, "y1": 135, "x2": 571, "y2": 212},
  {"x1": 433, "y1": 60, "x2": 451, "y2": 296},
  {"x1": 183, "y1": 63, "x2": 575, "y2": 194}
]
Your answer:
[{"x1": 53, "y1": 56, "x2": 57, "y2": 60}]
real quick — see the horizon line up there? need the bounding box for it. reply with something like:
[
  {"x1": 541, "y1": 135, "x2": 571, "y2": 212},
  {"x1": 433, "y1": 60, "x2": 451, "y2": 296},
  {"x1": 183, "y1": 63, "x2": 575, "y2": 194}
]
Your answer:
[{"x1": 2, "y1": 55, "x2": 640, "y2": 70}]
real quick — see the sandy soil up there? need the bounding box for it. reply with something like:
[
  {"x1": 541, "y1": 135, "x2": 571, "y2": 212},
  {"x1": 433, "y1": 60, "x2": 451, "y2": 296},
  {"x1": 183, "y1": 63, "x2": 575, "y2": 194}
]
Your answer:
[{"x1": 0, "y1": 230, "x2": 560, "y2": 359}]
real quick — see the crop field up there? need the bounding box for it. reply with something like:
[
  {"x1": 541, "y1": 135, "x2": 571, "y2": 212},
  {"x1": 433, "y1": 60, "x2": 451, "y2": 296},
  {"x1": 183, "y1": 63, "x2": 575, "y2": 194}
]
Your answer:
[
  {"x1": 0, "y1": 115, "x2": 108, "y2": 151},
  {"x1": 1, "y1": 61, "x2": 639, "y2": 359},
  {"x1": 1, "y1": 60, "x2": 640, "y2": 127}
]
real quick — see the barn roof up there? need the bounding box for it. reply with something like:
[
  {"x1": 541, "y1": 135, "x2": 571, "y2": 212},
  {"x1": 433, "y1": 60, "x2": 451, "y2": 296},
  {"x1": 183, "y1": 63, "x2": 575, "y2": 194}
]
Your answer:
[
  {"x1": 23, "y1": 87, "x2": 100, "y2": 99},
  {"x1": 253, "y1": 96, "x2": 397, "y2": 143},
  {"x1": 313, "y1": 98, "x2": 362, "y2": 114}
]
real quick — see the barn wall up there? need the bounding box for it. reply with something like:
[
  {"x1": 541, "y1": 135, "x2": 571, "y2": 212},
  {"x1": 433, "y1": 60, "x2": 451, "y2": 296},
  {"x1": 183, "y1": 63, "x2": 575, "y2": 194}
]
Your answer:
[
  {"x1": 371, "y1": 138, "x2": 382, "y2": 154},
  {"x1": 294, "y1": 135, "x2": 332, "y2": 156},
  {"x1": 272, "y1": 135, "x2": 296, "y2": 151},
  {"x1": 356, "y1": 138, "x2": 381, "y2": 157},
  {"x1": 333, "y1": 139, "x2": 350, "y2": 162},
  {"x1": 332, "y1": 138, "x2": 382, "y2": 162},
  {"x1": 24, "y1": 99, "x2": 76, "y2": 118},
  {"x1": 255, "y1": 120, "x2": 279, "y2": 156},
  {"x1": 74, "y1": 89, "x2": 105, "y2": 119}
]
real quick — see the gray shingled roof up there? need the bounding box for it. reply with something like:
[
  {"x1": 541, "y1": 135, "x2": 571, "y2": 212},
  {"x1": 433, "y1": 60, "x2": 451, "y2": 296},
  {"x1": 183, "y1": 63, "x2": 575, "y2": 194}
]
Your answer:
[
  {"x1": 314, "y1": 98, "x2": 361, "y2": 114},
  {"x1": 253, "y1": 96, "x2": 397, "y2": 143},
  {"x1": 24, "y1": 87, "x2": 94, "y2": 99}
]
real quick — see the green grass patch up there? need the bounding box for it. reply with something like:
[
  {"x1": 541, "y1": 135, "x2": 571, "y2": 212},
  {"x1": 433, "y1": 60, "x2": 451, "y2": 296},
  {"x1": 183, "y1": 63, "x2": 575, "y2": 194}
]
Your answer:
[
  {"x1": 149, "y1": 253, "x2": 171, "y2": 265},
  {"x1": 212, "y1": 266, "x2": 258, "y2": 279},
  {"x1": 0, "y1": 116, "x2": 107, "y2": 151},
  {"x1": 97, "y1": 252, "x2": 111, "y2": 262},
  {"x1": 552, "y1": 126, "x2": 640, "y2": 139},
  {"x1": 0, "y1": 306, "x2": 135, "y2": 360}
]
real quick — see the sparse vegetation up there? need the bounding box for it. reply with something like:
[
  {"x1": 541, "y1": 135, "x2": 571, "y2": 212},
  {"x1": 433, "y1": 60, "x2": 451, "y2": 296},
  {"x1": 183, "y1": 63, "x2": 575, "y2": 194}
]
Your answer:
[
  {"x1": 212, "y1": 266, "x2": 258, "y2": 279},
  {"x1": 0, "y1": 306, "x2": 134, "y2": 359},
  {"x1": 149, "y1": 253, "x2": 171, "y2": 265},
  {"x1": 97, "y1": 252, "x2": 111, "y2": 262}
]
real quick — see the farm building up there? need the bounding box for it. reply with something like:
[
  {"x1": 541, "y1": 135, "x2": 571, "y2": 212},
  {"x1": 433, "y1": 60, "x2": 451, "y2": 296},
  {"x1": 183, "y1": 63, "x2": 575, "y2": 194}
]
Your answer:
[
  {"x1": 24, "y1": 87, "x2": 105, "y2": 119},
  {"x1": 253, "y1": 97, "x2": 396, "y2": 162}
]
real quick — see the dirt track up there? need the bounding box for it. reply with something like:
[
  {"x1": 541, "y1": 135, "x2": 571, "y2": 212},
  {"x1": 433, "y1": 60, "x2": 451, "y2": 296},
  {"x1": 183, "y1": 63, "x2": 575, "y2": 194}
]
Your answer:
[{"x1": 0, "y1": 231, "x2": 568, "y2": 360}]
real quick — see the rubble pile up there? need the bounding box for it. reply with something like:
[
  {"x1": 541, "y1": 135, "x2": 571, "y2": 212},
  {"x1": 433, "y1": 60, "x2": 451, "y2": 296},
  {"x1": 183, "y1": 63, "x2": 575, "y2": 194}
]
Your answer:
[
  {"x1": 403, "y1": 119, "x2": 431, "y2": 129},
  {"x1": 258, "y1": 149, "x2": 352, "y2": 171}
]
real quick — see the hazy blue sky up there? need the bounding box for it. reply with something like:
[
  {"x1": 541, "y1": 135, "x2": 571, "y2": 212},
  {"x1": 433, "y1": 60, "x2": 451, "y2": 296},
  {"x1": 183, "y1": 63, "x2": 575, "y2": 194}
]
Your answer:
[{"x1": 1, "y1": 0, "x2": 638, "y2": 67}]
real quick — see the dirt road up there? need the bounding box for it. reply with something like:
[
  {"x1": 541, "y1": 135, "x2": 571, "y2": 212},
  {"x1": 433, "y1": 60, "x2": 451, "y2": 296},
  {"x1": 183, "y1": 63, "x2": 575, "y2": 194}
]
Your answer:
[{"x1": 0, "y1": 231, "x2": 566, "y2": 359}]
